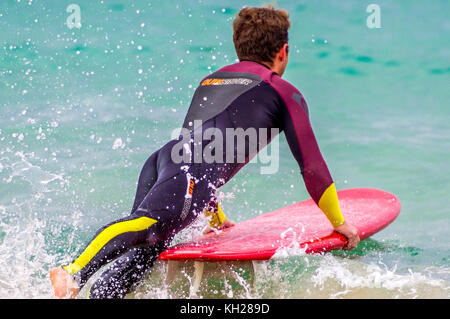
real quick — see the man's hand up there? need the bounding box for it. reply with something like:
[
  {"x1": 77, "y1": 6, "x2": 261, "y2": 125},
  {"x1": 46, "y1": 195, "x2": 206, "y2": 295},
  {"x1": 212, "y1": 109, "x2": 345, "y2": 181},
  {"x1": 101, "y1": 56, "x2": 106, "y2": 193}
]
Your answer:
[
  {"x1": 203, "y1": 219, "x2": 236, "y2": 234},
  {"x1": 333, "y1": 221, "x2": 360, "y2": 250}
]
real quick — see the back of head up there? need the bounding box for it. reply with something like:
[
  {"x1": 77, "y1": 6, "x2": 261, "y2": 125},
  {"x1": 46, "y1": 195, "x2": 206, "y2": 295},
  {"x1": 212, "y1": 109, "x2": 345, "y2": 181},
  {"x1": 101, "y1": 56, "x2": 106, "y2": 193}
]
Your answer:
[{"x1": 232, "y1": 5, "x2": 290, "y2": 67}]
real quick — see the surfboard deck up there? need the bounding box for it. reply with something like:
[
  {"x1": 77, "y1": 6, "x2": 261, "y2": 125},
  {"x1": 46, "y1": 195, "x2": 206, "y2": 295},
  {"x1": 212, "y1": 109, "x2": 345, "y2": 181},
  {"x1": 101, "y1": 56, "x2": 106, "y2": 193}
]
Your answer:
[{"x1": 159, "y1": 188, "x2": 401, "y2": 262}]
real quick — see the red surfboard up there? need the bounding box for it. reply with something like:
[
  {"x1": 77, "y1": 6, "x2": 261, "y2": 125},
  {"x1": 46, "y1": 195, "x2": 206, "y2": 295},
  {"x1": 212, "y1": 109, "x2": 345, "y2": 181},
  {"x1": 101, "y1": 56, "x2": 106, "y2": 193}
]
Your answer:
[{"x1": 158, "y1": 188, "x2": 401, "y2": 262}]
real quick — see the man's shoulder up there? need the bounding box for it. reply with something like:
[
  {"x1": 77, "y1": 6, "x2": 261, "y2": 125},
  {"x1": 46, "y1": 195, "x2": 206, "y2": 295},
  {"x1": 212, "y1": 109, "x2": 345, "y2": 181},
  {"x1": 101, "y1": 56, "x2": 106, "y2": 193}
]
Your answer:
[
  {"x1": 269, "y1": 75, "x2": 309, "y2": 116},
  {"x1": 269, "y1": 74, "x2": 301, "y2": 96}
]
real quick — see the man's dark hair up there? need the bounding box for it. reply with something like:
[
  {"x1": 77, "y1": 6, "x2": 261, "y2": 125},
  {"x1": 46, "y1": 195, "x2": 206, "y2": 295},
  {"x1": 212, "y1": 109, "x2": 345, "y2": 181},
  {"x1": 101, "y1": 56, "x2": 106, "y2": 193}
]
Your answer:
[{"x1": 232, "y1": 5, "x2": 290, "y2": 66}]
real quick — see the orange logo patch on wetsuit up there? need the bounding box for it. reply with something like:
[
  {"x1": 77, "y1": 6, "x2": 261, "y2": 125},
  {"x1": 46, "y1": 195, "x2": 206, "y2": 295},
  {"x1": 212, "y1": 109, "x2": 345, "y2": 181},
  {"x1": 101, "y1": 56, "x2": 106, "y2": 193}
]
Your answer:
[
  {"x1": 201, "y1": 78, "x2": 224, "y2": 86},
  {"x1": 188, "y1": 180, "x2": 194, "y2": 195},
  {"x1": 201, "y1": 78, "x2": 253, "y2": 86}
]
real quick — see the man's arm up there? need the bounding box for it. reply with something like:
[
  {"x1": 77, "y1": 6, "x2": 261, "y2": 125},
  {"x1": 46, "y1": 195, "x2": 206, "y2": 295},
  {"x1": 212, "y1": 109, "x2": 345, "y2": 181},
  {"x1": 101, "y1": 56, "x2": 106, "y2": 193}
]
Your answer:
[
  {"x1": 317, "y1": 183, "x2": 359, "y2": 249},
  {"x1": 279, "y1": 87, "x2": 360, "y2": 249}
]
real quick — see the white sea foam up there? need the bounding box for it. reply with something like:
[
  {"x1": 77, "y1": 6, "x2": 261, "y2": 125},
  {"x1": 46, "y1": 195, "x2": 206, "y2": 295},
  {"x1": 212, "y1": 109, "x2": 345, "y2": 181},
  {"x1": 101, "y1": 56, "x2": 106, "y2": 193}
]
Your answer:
[
  {"x1": 309, "y1": 255, "x2": 450, "y2": 299},
  {"x1": 0, "y1": 215, "x2": 55, "y2": 298}
]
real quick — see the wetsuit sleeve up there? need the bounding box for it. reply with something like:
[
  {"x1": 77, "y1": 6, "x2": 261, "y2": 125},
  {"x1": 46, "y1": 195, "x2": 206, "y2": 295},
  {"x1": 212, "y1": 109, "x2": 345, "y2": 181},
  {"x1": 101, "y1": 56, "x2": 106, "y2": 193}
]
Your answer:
[{"x1": 280, "y1": 91, "x2": 344, "y2": 227}]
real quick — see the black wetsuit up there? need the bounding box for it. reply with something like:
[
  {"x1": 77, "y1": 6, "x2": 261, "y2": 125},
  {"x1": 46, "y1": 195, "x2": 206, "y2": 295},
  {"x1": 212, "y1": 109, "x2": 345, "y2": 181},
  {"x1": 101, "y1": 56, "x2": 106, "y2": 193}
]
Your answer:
[{"x1": 62, "y1": 61, "x2": 340, "y2": 298}]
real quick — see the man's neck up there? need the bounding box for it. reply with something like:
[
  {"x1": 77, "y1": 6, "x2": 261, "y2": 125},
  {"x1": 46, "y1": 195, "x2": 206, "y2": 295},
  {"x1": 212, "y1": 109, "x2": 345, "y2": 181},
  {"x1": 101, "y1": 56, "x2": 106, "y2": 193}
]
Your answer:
[{"x1": 240, "y1": 59, "x2": 280, "y2": 76}]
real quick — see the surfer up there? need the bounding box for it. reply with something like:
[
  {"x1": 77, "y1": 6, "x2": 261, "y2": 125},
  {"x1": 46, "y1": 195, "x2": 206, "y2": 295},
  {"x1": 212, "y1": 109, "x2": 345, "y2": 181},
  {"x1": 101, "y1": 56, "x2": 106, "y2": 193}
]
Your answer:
[{"x1": 50, "y1": 5, "x2": 360, "y2": 299}]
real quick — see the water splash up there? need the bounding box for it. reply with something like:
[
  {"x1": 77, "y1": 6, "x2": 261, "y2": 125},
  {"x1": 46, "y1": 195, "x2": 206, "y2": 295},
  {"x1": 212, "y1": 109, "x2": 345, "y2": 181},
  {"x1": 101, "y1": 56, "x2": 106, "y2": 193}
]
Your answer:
[
  {"x1": 123, "y1": 248, "x2": 449, "y2": 299},
  {"x1": 310, "y1": 254, "x2": 449, "y2": 299},
  {"x1": 0, "y1": 213, "x2": 55, "y2": 298}
]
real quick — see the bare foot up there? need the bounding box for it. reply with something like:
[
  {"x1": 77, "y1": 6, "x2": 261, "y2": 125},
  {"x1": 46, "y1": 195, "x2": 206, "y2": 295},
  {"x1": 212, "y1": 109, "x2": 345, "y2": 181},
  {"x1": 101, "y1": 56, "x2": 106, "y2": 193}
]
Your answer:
[{"x1": 50, "y1": 267, "x2": 80, "y2": 299}]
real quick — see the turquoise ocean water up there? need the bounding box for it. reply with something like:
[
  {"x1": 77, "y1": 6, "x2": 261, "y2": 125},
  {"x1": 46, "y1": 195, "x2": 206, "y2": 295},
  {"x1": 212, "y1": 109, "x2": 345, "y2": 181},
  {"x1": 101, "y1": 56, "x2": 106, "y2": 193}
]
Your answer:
[{"x1": 0, "y1": 0, "x2": 449, "y2": 298}]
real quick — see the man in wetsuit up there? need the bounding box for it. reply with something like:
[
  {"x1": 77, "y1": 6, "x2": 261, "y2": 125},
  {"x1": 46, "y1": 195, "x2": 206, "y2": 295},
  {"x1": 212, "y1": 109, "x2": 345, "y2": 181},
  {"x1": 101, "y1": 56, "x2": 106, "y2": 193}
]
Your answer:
[{"x1": 50, "y1": 6, "x2": 360, "y2": 299}]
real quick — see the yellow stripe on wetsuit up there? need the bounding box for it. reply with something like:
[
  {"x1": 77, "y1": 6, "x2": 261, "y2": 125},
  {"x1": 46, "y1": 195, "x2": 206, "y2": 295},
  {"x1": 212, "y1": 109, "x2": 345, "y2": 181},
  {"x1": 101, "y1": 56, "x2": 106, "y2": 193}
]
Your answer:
[
  {"x1": 318, "y1": 183, "x2": 345, "y2": 227},
  {"x1": 63, "y1": 216, "x2": 157, "y2": 275}
]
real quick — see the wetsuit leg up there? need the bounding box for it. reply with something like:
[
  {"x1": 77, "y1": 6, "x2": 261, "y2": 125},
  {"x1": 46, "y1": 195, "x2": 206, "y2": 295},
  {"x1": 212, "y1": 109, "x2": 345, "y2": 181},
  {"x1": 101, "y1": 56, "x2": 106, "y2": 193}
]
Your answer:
[
  {"x1": 63, "y1": 165, "x2": 212, "y2": 297},
  {"x1": 84, "y1": 210, "x2": 171, "y2": 299},
  {"x1": 62, "y1": 151, "x2": 159, "y2": 285},
  {"x1": 84, "y1": 151, "x2": 164, "y2": 299},
  {"x1": 62, "y1": 209, "x2": 162, "y2": 288},
  {"x1": 88, "y1": 239, "x2": 168, "y2": 299},
  {"x1": 85, "y1": 170, "x2": 213, "y2": 298},
  {"x1": 61, "y1": 150, "x2": 161, "y2": 287}
]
